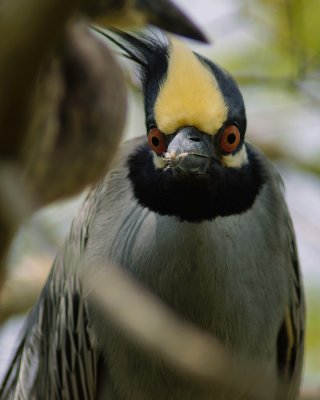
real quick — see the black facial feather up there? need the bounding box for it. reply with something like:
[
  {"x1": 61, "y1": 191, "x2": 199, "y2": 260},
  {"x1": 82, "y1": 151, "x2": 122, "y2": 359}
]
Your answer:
[
  {"x1": 128, "y1": 143, "x2": 265, "y2": 222},
  {"x1": 91, "y1": 27, "x2": 148, "y2": 67},
  {"x1": 121, "y1": 31, "x2": 169, "y2": 125},
  {"x1": 199, "y1": 56, "x2": 247, "y2": 135},
  {"x1": 92, "y1": 28, "x2": 169, "y2": 125}
]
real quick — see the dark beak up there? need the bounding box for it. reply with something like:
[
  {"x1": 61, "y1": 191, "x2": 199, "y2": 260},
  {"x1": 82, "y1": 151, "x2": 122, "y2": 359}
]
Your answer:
[
  {"x1": 136, "y1": 0, "x2": 209, "y2": 43},
  {"x1": 167, "y1": 127, "x2": 214, "y2": 174}
]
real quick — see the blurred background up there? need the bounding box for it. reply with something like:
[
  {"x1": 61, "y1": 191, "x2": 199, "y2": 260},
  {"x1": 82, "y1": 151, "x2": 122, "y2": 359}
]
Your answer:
[{"x1": 0, "y1": 0, "x2": 319, "y2": 396}]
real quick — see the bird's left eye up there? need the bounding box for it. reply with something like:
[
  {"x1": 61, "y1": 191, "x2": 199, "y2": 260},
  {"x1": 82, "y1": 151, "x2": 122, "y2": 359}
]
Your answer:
[
  {"x1": 219, "y1": 125, "x2": 241, "y2": 154},
  {"x1": 148, "y1": 128, "x2": 167, "y2": 154}
]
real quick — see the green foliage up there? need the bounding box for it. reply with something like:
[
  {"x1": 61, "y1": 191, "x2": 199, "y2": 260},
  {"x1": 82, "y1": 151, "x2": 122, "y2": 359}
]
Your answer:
[
  {"x1": 305, "y1": 290, "x2": 320, "y2": 380},
  {"x1": 258, "y1": 0, "x2": 320, "y2": 76}
]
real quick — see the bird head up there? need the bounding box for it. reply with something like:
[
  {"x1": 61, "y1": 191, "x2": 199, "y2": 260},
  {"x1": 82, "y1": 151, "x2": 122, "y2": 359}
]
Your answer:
[
  {"x1": 99, "y1": 30, "x2": 264, "y2": 222},
  {"x1": 142, "y1": 36, "x2": 247, "y2": 175}
]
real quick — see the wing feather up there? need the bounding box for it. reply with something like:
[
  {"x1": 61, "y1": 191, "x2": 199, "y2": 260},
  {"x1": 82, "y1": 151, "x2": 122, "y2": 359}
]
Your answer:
[
  {"x1": 0, "y1": 191, "x2": 100, "y2": 400},
  {"x1": 276, "y1": 196, "x2": 305, "y2": 400}
]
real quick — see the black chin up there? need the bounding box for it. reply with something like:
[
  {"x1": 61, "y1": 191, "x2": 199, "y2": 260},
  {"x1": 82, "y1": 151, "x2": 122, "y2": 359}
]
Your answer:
[{"x1": 127, "y1": 144, "x2": 265, "y2": 222}]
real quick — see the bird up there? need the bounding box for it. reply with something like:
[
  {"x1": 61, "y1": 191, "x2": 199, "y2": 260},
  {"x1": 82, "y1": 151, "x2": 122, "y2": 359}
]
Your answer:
[{"x1": 0, "y1": 30, "x2": 304, "y2": 400}]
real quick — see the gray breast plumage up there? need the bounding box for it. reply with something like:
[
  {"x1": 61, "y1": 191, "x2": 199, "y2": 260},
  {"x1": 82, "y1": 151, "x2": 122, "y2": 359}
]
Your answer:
[
  {"x1": 80, "y1": 137, "x2": 291, "y2": 399},
  {"x1": 0, "y1": 137, "x2": 299, "y2": 400}
]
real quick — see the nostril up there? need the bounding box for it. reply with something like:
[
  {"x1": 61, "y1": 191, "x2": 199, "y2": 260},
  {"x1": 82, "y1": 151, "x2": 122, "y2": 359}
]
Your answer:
[{"x1": 189, "y1": 137, "x2": 201, "y2": 142}]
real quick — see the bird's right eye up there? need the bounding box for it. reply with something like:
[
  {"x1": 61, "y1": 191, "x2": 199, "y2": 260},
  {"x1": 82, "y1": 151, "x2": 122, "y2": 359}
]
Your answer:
[
  {"x1": 219, "y1": 125, "x2": 241, "y2": 154},
  {"x1": 148, "y1": 128, "x2": 167, "y2": 154}
]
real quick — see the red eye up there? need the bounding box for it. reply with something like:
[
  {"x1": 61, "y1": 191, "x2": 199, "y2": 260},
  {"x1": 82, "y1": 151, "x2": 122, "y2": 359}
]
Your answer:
[
  {"x1": 147, "y1": 128, "x2": 167, "y2": 154},
  {"x1": 219, "y1": 125, "x2": 241, "y2": 154}
]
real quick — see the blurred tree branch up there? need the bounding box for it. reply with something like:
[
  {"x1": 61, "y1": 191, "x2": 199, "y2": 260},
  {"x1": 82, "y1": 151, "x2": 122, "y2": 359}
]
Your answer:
[
  {"x1": 0, "y1": 0, "x2": 78, "y2": 158},
  {"x1": 0, "y1": 1, "x2": 128, "y2": 282},
  {"x1": 0, "y1": 0, "x2": 79, "y2": 281},
  {"x1": 0, "y1": 256, "x2": 51, "y2": 324}
]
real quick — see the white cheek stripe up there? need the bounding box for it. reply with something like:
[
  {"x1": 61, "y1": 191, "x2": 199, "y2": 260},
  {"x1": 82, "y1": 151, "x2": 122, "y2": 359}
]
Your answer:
[
  {"x1": 152, "y1": 152, "x2": 166, "y2": 169},
  {"x1": 222, "y1": 146, "x2": 248, "y2": 168}
]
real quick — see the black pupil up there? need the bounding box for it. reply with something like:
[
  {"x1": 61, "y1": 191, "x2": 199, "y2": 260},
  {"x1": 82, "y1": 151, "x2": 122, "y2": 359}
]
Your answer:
[
  {"x1": 152, "y1": 136, "x2": 160, "y2": 147},
  {"x1": 227, "y1": 133, "x2": 236, "y2": 144}
]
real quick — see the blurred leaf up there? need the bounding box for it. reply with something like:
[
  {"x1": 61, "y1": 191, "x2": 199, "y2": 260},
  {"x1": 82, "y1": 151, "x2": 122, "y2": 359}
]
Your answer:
[{"x1": 257, "y1": 0, "x2": 320, "y2": 76}]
